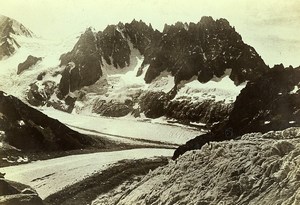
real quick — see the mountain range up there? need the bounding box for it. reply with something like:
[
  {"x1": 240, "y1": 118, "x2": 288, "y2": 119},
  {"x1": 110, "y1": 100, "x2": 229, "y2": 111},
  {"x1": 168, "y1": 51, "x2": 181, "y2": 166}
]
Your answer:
[
  {"x1": 10, "y1": 16, "x2": 270, "y2": 128},
  {"x1": 0, "y1": 14, "x2": 299, "y2": 205}
]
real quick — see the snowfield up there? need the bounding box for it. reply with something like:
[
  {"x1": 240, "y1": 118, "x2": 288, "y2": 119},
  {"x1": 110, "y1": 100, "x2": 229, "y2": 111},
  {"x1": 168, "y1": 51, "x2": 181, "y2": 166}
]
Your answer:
[
  {"x1": 92, "y1": 127, "x2": 300, "y2": 205},
  {"x1": 0, "y1": 148, "x2": 173, "y2": 199},
  {"x1": 0, "y1": 34, "x2": 78, "y2": 100},
  {"x1": 41, "y1": 108, "x2": 202, "y2": 145}
]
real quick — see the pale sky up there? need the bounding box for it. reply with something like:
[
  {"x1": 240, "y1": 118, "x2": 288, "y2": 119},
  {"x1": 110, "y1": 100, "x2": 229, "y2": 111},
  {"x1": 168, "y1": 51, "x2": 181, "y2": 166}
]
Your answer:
[{"x1": 1, "y1": 0, "x2": 299, "y2": 67}]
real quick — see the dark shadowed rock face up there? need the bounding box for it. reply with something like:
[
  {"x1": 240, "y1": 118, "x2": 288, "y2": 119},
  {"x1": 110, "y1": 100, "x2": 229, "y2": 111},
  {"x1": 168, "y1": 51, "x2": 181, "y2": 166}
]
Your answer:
[
  {"x1": 221, "y1": 64, "x2": 300, "y2": 136},
  {"x1": 0, "y1": 91, "x2": 94, "y2": 152},
  {"x1": 17, "y1": 55, "x2": 42, "y2": 74},
  {"x1": 144, "y1": 17, "x2": 267, "y2": 85},
  {"x1": 59, "y1": 28, "x2": 102, "y2": 97},
  {"x1": 173, "y1": 65, "x2": 300, "y2": 159},
  {"x1": 124, "y1": 19, "x2": 156, "y2": 56},
  {"x1": 0, "y1": 15, "x2": 32, "y2": 60},
  {"x1": 139, "y1": 92, "x2": 168, "y2": 118},
  {"x1": 165, "y1": 99, "x2": 233, "y2": 125},
  {"x1": 0, "y1": 178, "x2": 43, "y2": 205},
  {"x1": 139, "y1": 92, "x2": 233, "y2": 124},
  {"x1": 92, "y1": 100, "x2": 133, "y2": 117},
  {"x1": 97, "y1": 24, "x2": 131, "y2": 68}
]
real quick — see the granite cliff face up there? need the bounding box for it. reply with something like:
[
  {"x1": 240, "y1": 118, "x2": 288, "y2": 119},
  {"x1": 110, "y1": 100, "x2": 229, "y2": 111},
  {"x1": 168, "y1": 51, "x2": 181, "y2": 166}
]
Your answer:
[{"x1": 0, "y1": 14, "x2": 32, "y2": 60}]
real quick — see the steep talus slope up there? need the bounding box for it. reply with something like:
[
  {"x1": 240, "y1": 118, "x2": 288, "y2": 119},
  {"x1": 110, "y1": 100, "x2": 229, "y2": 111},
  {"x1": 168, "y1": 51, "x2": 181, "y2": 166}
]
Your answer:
[
  {"x1": 92, "y1": 127, "x2": 300, "y2": 205},
  {"x1": 0, "y1": 91, "x2": 101, "y2": 156},
  {"x1": 0, "y1": 14, "x2": 32, "y2": 60},
  {"x1": 174, "y1": 65, "x2": 300, "y2": 159}
]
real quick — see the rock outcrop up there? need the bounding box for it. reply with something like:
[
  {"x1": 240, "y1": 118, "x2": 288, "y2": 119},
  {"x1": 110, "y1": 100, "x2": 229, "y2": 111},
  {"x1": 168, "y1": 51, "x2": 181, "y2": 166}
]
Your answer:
[
  {"x1": 0, "y1": 177, "x2": 43, "y2": 205},
  {"x1": 59, "y1": 28, "x2": 102, "y2": 97},
  {"x1": 17, "y1": 55, "x2": 42, "y2": 74}
]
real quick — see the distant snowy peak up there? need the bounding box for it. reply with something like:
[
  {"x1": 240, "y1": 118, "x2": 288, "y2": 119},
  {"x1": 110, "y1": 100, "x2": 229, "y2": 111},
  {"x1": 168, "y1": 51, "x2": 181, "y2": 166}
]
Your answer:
[
  {"x1": 0, "y1": 14, "x2": 33, "y2": 37},
  {"x1": 0, "y1": 14, "x2": 33, "y2": 60}
]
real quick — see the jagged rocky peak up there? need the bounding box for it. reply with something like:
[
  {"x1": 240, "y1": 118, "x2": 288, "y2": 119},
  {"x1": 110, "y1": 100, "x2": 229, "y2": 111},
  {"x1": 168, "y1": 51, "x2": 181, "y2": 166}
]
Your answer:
[
  {"x1": 59, "y1": 27, "x2": 102, "y2": 97},
  {"x1": 124, "y1": 19, "x2": 155, "y2": 55},
  {"x1": 57, "y1": 17, "x2": 267, "y2": 100},
  {"x1": 0, "y1": 14, "x2": 32, "y2": 37},
  {"x1": 0, "y1": 14, "x2": 33, "y2": 60},
  {"x1": 144, "y1": 16, "x2": 267, "y2": 85},
  {"x1": 97, "y1": 23, "x2": 131, "y2": 68},
  {"x1": 58, "y1": 20, "x2": 156, "y2": 97}
]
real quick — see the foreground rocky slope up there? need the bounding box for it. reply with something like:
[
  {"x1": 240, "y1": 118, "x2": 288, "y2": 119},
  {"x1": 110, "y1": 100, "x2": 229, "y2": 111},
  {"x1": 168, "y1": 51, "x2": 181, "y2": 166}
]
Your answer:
[
  {"x1": 92, "y1": 127, "x2": 300, "y2": 205},
  {"x1": 174, "y1": 65, "x2": 300, "y2": 158},
  {"x1": 0, "y1": 91, "x2": 104, "y2": 165},
  {"x1": 0, "y1": 14, "x2": 32, "y2": 60}
]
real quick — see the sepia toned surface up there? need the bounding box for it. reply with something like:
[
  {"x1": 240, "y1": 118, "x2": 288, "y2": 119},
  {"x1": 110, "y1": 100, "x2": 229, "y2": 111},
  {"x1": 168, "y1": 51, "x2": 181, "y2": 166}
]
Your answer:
[{"x1": 0, "y1": 1, "x2": 299, "y2": 205}]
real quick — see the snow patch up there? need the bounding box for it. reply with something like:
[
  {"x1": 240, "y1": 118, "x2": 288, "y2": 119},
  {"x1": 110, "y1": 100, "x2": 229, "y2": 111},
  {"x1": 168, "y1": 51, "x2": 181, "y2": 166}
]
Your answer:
[
  {"x1": 290, "y1": 85, "x2": 299, "y2": 94},
  {"x1": 0, "y1": 34, "x2": 79, "y2": 100},
  {"x1": 175, "y1": 73, "x2": 245, "y2": 103},
  {"x1": 148, "y1": 71, "x2": 175, "y2": 93},
  {"x1": 18, "y1": 120, "x2": 25, "y2": 126}
]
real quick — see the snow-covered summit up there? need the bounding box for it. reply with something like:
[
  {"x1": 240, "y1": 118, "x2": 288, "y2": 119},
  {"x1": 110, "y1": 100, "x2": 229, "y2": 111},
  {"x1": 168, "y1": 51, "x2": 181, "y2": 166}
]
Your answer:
[
  {"x1": 0, "y1": 14, "x2": 33, "y2": 60},
  {"x1": 0, "y1": 14, "x2": 33, "y2": 37}
]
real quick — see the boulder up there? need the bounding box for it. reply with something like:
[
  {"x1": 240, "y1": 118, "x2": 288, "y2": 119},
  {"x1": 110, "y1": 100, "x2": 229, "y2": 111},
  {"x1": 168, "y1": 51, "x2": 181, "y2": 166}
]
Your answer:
[{"x1": 0, "y1": 178, "x2": 43, "y2": 205}]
